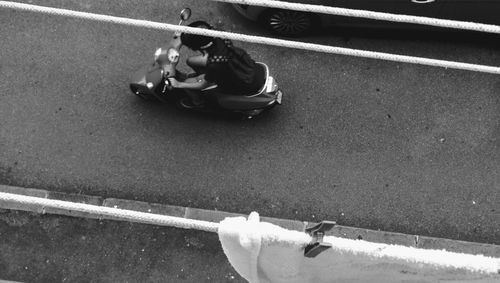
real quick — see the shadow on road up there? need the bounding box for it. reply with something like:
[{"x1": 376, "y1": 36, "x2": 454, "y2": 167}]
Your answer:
[{"x1": 132, "y1": 93, "x2": 281, "y2": 122}]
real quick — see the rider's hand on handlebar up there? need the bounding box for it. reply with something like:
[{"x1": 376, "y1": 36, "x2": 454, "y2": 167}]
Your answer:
[{"x1": 168, "y1": 77, "x2": 180, "y2": 88}]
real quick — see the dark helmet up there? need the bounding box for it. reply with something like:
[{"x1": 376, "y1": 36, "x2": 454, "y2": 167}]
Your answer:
[{"x1": 181, "y1": 21, "x2": 215, "y2": 50}]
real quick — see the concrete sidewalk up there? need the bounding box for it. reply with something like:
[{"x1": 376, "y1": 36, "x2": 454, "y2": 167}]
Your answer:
[
  {"x1": 0, "y1": 209, "x2": 243, "y2": 282},
  {"x1": 0, "y1": 184, "x2": 499, "y2": 282}
]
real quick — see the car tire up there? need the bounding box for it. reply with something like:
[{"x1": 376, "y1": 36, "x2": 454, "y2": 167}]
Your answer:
[{"x1": 261, "y1": 9, "x2": 319, "y2": 37}]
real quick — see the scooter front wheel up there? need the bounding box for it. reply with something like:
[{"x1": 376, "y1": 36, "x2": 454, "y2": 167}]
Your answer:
[{"x1": 130, "y1": 84, "x2": 155, "y2": 100}]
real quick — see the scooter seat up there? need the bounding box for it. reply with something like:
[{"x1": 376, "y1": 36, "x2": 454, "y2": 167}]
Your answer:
[
  {"x1": 215, "y1": 63, "x2": 273, "y2": 110},
  {"x1": 202, "y1": 62, "x2": 268, "y2": 96},
  {"x1": 198, "y1": 62, "x2": 272, "y2": 110},
  {"x1": 245, "y1": 62, "x2": 268, "y2": 97}
]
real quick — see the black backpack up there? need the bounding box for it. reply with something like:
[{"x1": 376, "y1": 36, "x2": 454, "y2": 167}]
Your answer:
[{"x1": 224, "y1": 39, "x2": 256, "y2": 85}]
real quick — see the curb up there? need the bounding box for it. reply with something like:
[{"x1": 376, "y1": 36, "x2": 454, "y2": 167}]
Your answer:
[{"x1": 1, "y1": 184, "x2": 499, "y2": 257}]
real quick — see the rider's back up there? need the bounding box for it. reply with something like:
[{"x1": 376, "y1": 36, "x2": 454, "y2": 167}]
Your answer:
[{"x1": 204, "y1": 39, "x2": 262, "y2": 95}]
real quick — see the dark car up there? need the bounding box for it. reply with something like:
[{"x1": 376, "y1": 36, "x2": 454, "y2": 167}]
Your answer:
[{"x1": 232, "y1": 0, "x2": 500, "y2": 36}]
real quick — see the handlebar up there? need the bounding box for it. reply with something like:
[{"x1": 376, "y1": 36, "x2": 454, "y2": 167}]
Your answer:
[{"x1": 163, "y1": 78, "x2": 173, "y2": 93}]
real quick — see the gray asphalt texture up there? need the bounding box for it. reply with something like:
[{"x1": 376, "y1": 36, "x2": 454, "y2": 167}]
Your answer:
[
  {"x1": 1, "y1": 0, "x2": 499, "y2": 249},
  {"x1": 0, "y1": 209, "x2": 244, "y2": 282}
]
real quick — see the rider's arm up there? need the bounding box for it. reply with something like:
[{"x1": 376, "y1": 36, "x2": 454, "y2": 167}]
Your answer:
[{"x1": 171, "y1": 74, "x2": 210, "y2": 90}]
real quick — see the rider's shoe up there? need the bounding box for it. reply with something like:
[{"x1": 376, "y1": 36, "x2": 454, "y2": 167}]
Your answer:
[{"x1": 179, "y1": 98, "x2": 205, "y2": 109}]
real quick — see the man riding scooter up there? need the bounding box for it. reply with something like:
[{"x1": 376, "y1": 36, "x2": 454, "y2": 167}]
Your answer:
[
  {"x1": 169, "y1": 21, "x2": 263, "y2": 108},
  {"x1": 129, "y1": 8, "x2": 282, "y2": 118}
]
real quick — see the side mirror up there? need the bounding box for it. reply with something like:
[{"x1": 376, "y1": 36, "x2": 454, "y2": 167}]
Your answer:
[{"x1": 180, "y1": 8, "x2": 191, "y2": 23}]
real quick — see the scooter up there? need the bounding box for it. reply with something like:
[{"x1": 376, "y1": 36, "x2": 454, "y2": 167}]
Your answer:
[{"x1": 129, "y1": 8, "x2": 283, "y2": 118}]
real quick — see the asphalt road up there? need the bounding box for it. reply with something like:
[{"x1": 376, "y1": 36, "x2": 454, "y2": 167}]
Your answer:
[{"x1": 1, "y1": 0, "x2": 499, "y2": 245}]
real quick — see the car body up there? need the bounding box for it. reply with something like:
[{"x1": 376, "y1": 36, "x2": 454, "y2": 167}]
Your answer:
[{"x1": 232, "y1": 0, "x2": 500, "y2": 36}]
